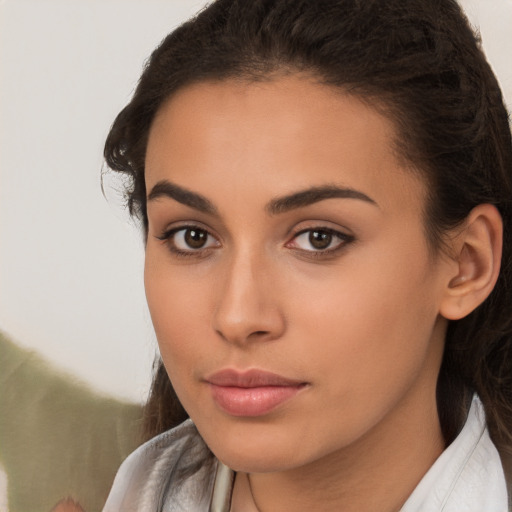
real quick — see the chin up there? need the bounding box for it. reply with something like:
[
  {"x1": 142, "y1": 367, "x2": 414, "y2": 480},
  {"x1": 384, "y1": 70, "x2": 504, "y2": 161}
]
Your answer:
[
  {"x1": 216, "y1": 446, "x2": 302, "y2": 474},
  {"x1": 195, "y1": 419, "x2": 312, "y2": 473}
]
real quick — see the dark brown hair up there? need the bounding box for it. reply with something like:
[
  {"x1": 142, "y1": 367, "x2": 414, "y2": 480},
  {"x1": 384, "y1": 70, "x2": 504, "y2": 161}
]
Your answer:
[{"x1": 104, "y1": 0, "x2": 512, "y2": 457}]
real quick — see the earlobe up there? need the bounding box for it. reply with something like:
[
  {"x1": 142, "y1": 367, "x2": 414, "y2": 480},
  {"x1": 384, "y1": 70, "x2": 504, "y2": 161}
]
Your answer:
[{"x1": 440, "y1": 204, "x2": 503, "y2": 321}]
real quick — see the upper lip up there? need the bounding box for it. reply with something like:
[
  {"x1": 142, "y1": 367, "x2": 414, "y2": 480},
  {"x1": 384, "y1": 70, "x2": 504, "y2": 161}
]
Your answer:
[{"x1": 205, "y1": 369, "x2": 306, "y2": 388}]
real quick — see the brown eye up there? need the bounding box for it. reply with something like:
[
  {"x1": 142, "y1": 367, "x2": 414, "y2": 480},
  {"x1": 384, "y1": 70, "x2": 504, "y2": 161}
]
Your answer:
[
  {"x1": 309, "y1": 230, "x2": 333, "y2": 249},
  {"x1": 184, "y1": 228, "x2": 209, "y2": 248},
  {"x1": 289, "y1": 227, "x2": 353, "y2": 254},
  {"x1": 161, "y1": 226, "x2": 220, "y2": 254}
]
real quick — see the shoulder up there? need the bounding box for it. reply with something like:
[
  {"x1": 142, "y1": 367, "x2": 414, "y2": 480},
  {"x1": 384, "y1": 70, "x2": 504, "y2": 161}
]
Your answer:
[
  {"x1": 102, "y1": 419, "x2": 216, "y2": 512},
  {"x1": 402, "y1": 395, "x2": 509, "y2": 512}
]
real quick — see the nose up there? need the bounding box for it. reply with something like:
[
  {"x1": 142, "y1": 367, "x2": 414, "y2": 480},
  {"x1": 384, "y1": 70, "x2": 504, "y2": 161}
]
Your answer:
[{"x1": 212, "y1": 250, "x2": 286, "y2": 346}]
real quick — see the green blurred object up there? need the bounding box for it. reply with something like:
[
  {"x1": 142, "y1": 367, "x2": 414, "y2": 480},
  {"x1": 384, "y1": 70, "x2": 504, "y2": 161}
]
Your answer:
[{"x1": 0, "y1": 331, "x2": 143, "y2": 512}]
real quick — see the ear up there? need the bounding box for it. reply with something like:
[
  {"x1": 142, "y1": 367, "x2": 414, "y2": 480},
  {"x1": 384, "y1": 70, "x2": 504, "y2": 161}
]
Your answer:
[{"x1": 440, "y1": 204, "x2": 503, "y2": 321}]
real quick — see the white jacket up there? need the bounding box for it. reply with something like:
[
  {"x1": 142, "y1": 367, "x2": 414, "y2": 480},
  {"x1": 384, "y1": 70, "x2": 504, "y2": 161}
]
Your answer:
[{"x1": 103, "y1": 395, "x2": 509, "y2": 511}]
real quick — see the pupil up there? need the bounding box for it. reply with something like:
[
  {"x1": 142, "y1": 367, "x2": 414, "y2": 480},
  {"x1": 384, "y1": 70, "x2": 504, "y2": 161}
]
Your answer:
[
  {"x1": 185, "y1": 228, "x2": 207, "y2": 248},
  {"x1": 309, "y1": 230, "x2": 332, "y2": 249}
]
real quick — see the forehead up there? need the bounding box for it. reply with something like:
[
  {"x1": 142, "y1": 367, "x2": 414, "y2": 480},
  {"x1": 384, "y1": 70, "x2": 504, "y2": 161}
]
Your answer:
[{"x1": 145, "y1": 76, "x2": 426, "y2": 216}]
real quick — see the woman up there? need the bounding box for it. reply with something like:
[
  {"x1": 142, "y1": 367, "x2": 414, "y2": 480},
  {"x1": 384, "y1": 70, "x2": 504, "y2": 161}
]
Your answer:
[{"x1": 102, "y1": 0, "x2": 512, "y2": 510}]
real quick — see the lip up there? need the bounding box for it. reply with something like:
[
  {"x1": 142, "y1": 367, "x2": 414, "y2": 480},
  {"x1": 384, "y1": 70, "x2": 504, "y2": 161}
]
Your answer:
[{"x1": 205, "y1": 369, "x2": 308, "y2": 417}]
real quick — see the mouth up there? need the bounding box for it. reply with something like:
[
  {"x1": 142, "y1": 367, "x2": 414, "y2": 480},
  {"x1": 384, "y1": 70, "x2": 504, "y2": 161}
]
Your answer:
[{"x1": 204, "y1": 369, "x2": 308, "y2": 417}]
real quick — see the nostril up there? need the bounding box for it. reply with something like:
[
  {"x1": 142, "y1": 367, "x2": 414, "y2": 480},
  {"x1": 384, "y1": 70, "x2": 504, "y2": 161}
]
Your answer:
[{"x1": 248, "y1": 330, "x2": 271, "y2": 339}]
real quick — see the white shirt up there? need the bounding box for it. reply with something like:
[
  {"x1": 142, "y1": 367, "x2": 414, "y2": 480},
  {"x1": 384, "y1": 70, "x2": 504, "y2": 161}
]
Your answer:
[{"x1": 401, "y1": 395, "x2": 508, "y2": 511}]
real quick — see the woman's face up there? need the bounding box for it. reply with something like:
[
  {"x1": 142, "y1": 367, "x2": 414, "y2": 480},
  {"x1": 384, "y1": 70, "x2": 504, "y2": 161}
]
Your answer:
[{"x1": 144, "y1": 76, "x2": 452, "y2": 472}]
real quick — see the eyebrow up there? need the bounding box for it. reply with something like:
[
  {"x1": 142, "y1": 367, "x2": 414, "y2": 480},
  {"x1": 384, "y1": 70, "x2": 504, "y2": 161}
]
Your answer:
[
  {"x1": 267, "y1": 185, "x2": 378, "y2": 214},
  {"x1": 147, "y1": 180, "x2": 218, "y2": 215},
  {"x1": 147, "y1": 180, "x2": 377, "y2": 215}
]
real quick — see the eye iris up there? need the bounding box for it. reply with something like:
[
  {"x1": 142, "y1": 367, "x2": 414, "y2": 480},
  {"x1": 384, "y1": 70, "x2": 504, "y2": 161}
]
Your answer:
[
  {"x1": 309, "y1": 230, "x2": 332, "y2": 249},
  {"x1": 184, "y1": 228, "x2": 208, "y2": 249}
]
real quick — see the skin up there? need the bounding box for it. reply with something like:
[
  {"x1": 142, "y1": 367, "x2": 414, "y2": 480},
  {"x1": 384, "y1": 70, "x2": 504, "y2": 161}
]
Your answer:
[{"x1": 144, "y1": 76, "x2": 458, "y2": 511}]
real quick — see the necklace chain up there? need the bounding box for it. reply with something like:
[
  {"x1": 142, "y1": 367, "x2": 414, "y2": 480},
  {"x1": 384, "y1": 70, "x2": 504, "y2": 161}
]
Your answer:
[{"x1": 247, "y1": 474, "x2": 263, "y2": 512}]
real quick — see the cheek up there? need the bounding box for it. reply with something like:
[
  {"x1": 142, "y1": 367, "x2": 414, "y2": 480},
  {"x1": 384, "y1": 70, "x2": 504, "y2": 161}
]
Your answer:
[
  {"x1": 289, "y1": 243, "x2": 440, "y2": 402},
  {"x1": 144, "y1": 256, "x2": 213, "y2": 377}
]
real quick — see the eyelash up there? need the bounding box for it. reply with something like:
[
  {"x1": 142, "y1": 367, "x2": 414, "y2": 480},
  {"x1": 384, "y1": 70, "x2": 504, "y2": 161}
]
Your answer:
[
  {"x1": 156, "y1": 225, "x2": 354, "y2": 259},
  {"x1": 156, "y1": 225, "x2": 220, "y2": 258},
  {"x1": 287, "y1": 228, "x2": 354, "y2": 258}
]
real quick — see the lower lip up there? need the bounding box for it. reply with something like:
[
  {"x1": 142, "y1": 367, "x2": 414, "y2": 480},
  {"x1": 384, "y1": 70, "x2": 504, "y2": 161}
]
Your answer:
[{"x1": 209, "y1": 384, "x2": 305, "y2": 417}]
